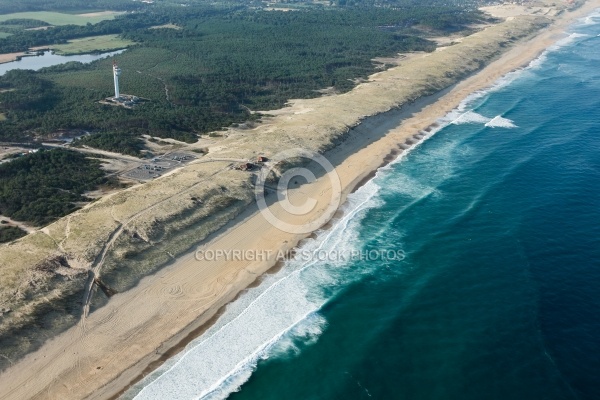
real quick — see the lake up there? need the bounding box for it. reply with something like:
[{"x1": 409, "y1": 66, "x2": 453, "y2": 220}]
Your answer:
[{"x1": 0, "y1": 49, "x2": 126, "y2": 76}]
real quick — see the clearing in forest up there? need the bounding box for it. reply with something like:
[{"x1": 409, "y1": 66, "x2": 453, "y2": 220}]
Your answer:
[{"x1": 50, "y1": 34, "x2": 135, "y2": 55}]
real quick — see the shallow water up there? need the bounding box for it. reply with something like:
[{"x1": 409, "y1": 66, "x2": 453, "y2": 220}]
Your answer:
[{"x1": 125, "y1": 11, "x2": 600, "y2": 400}]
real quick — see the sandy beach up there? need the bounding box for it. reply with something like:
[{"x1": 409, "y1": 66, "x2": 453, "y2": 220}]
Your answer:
[{"x1": 1, "y1": 1, "x2": 600, "y2": 399}]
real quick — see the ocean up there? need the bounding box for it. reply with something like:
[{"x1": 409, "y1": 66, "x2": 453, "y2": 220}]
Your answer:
[{"x1": 124, "y1": 10, "x2": 600, "y2": 400}]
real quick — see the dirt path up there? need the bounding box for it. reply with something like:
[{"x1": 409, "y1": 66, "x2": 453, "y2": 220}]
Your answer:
[
  {"x1": 79, "y1": 162, "x2": 235, "y2": 319},
  {"x1": 0, "y1": 216, "x2": 36, "y2": 234},
  {"x1": 1, "y1": 2, "x2": 598, "y2": 398}
]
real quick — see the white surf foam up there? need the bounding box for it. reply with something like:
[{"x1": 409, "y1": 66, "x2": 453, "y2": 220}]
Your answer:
[
  {"x1": 440, "y1": 74, "x2": 525, "y2": 126},
  {"x1": 580, "y1": 10, "x2": 600, "y2": 26},
  {"x1": 450, "y1": 111, "x2": 491, "y2": 125},
  {"x1": 443, "y1": 11, "x2": 598, "y2": 119},
  {"x1": 524, "y1": 32, "x2": 590, "y2": 73},
  {"x1": 128, "y1": 118, "x2": 484, "y2": 400},
  {"x1": 125, "y1": 174, "x2": 387, "y2": 400},
  {"x1": 199, "y1": 314, "x2": 329, "y2": 400},
  {"x1": 124, "y1": 16, "x2": 599, "y2": 400},
  {"x1": 485, "y1": 115, "x2": 517, "y2": 129},
  {"x1": 175, "y1": 23, "x2": 595, "y2": 397},
  {"x1": 473, "y1": 31, "x2": 590, "y2": 97},
  {"x1": 133, "y1": 275, "x2": 319, "y2": 400},
  {"x1": 548, "y1": 32, "x2": 590, "y2": 52}
]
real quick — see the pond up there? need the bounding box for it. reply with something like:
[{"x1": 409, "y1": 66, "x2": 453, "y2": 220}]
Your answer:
[{"x1": 0, "y1": 49, "x2": 126, "y2": 75}]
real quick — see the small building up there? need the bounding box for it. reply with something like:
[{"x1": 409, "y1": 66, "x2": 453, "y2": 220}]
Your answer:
[{"x1": 239, "y1": 163, "x2": 255, "y2": 171}]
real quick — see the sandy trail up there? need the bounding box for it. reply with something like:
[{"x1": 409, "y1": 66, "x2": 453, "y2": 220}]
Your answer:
[
  {"x1": 79, "y1": 161, "x2": 233, "y2": 318},
  {"x1": 1, "y1": 2, "x2": 599, "y2": 399},
  {"x1": 0, "y1": 216, "x2": 36, "y2": 234}
]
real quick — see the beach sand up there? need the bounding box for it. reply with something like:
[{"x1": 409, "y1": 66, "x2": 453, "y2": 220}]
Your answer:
[{"x1": 1, "y1": 1, "x2": 599, "y2": 399}]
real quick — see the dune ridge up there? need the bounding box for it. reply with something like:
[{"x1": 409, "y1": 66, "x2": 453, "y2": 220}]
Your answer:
[{"x1": 0, "y1": 2, "x2": 598, "y2": 398}]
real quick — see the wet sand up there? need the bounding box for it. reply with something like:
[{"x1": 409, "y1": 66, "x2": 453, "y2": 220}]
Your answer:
[{"x1": 1, "y1": 2, "x2": 599, "y2": 399}]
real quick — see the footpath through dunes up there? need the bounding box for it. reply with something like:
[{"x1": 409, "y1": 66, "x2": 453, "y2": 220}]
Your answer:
[{"x1": 1, "y1": 1, "x2": 599, "y2": 398}]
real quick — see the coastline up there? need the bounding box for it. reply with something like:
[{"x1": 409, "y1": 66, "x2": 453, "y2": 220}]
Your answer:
[{"x1": 1, "y1": 2, "x2": 599, "y2": 399}]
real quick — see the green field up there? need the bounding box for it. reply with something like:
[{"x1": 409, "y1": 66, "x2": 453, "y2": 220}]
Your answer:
[
  {"x1": 51, "y1": 34, "x2": 135, "y2": 55},
  {"x1": 0, "y1": 11, "x2": 121, "y2": 26},
  {"x1": 0, "y1": 31, "x2": 10, "y2": 38}
]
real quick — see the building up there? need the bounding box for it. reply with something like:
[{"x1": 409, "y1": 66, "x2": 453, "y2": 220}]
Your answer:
[{"x1": 113, "y1": 60, "x2": 122, "y2": 99}]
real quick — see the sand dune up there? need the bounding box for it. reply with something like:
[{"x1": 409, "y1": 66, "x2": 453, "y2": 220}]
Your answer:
[{"x1": 1, "y1": 1, "x2": 599, "y2": 398}]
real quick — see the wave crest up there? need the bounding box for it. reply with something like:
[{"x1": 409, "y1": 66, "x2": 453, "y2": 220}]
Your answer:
[
  {"x1": 485, "y1": 115, "x2": 517, "y2": 129},
  {"x1": 451, "y1": 111, "x2": 491, "y2": 125}
]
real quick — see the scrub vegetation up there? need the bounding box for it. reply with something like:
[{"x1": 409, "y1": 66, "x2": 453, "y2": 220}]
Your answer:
[{"x1": 0, "y1": 1, "x2": 493, "y2": 147}]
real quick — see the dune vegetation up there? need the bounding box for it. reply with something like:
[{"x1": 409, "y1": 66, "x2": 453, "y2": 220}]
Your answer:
[{"x1": 0, "y1": 9, "x2": 552, "y2": 371}]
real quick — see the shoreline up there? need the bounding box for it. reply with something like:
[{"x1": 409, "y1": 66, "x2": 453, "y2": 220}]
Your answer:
[
  {"x1": 0, "y1": 47, "x2": 129, "y2": 68},
  {"x1": 115, "y1": 3, "x2": 600, "y2": 396},
  {"x1": 109, "y1": 84, "x2": 459, "y2": 399},
  {"x1": 0, "y1": 52, "x2": 26, "y2": 65},
  {"x1": 101, "y1": 3, "x2": 600, "y2": 396},
  {"x1": 1, "y1": 2, "x2": 599, "y2": 399}
]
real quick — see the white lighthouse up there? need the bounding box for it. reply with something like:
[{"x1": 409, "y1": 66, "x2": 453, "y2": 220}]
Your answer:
[{"x1": 113, "y1": 60, "x2": 121, "y2": 99}]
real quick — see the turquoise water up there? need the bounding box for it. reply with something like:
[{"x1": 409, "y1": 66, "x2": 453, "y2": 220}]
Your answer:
[{"x1": 126, "y1": 11, "x2": 600, "y2": 400}]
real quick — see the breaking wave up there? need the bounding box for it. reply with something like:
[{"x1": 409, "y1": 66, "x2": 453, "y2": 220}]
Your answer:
[
  {"x1": 485, "y1": 115, "x2": 518, "y2": 129},
  {"x1": 450, "y1": 111, "x2": 491, "y2": 125},
  {"x1": 119, "y1": 10, "x2": 600, "y2": 400},
  {"x1": 124, "y1": 110, "x2": 451, "y2": 400},
  {"x1": 124, "y1": 175, "x2": 390, "y2": 400}
]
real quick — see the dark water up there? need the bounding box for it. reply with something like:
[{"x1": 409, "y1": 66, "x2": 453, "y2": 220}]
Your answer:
[{"x1": 126, "y1": 11, "x2": 600, "y2": 400}]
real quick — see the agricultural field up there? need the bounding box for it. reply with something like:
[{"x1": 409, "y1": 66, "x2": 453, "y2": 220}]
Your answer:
[
  {"x1": 0, "y1": 31, "x2": 9, "y2": 38},
  {"x1": 51, "y1": 34, "x2": 135, "y2": 55},
  {"x1": 0, "y1": 11, "x2": 121, "y2": 26}
]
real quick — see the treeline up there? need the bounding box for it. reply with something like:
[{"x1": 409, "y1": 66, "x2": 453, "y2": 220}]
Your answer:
[
  {"x1": 0, "y1": 225, "x2": 26, "y2": 243},
  {"x1": 0, "y1": 18, "x2": 50, "y2": 32},
  {"x1": 0, "y1": 70, "x2": 59, "y2": 112},
  {"x1": 341, "y1": 0, "x2": 488, "y2": 7},
  {"x1": 0, "y1": 2, "x2": 491, "y2": 148},
  {"x1": 0, "y1": 149, "x2": 112, "y2": 225},
  {"x1": 0, "y1": 3, "x2": 252, "y2": 54},
  {"x1": 73, "y1": 132, "x2": 145, "y2": 156},
  {"x1": 0, "y1": 0, "x2": 142, "y2": 14},
  {"x1": 0, "y1": 12, "x2": 168, "y2": 53}
]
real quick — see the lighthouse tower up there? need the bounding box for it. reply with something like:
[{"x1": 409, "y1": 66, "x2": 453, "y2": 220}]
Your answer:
[{"x1": 113, "y1": 60, "x2": 121, "y2": 99}]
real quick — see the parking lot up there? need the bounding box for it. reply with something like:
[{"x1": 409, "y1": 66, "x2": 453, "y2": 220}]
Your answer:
[{"x1": 122, "y1": 152, "x2": 197, "y2": 181}]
